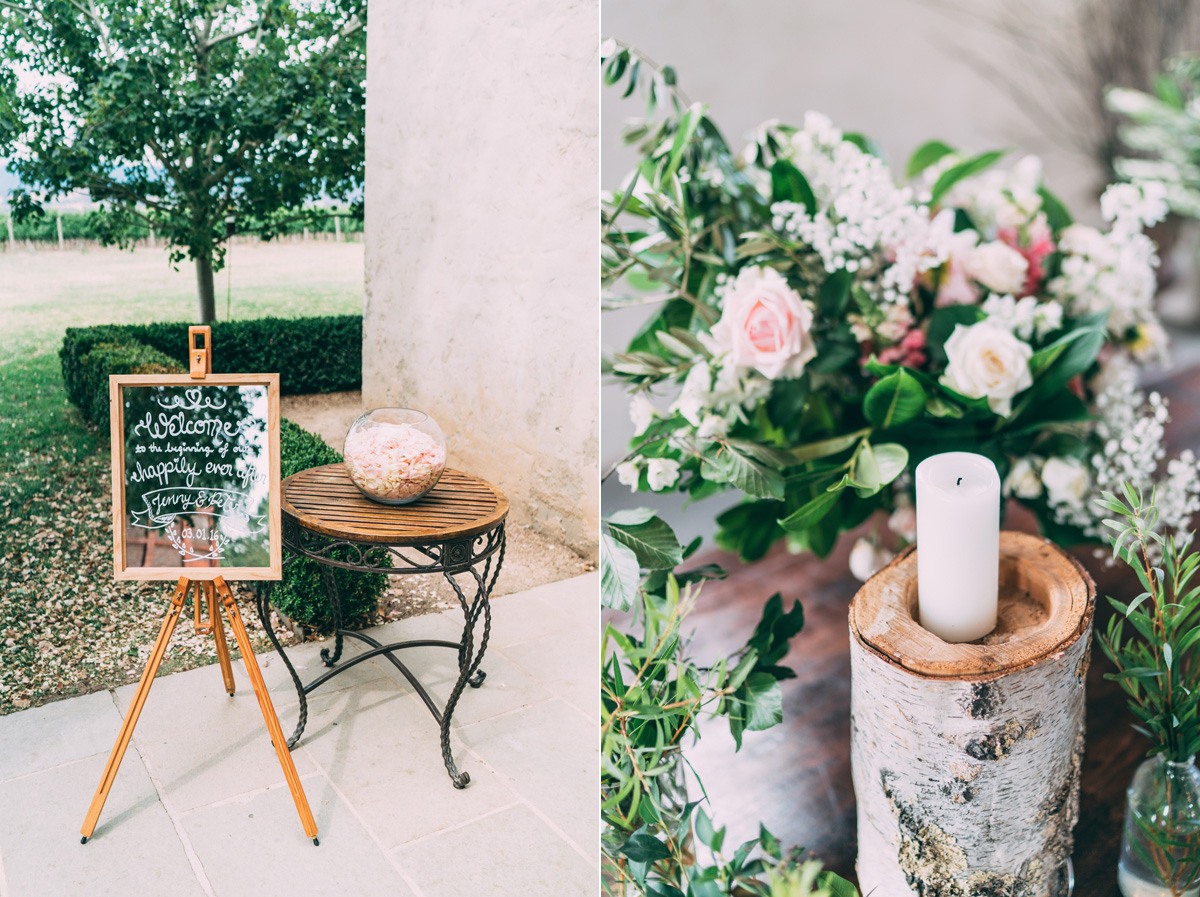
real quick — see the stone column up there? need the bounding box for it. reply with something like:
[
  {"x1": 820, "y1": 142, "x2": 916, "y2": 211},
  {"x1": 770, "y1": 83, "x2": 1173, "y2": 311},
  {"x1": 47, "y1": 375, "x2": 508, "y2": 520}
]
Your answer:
[{"x1": 363, "y1": 0, "x2": 599, "y2": 559}]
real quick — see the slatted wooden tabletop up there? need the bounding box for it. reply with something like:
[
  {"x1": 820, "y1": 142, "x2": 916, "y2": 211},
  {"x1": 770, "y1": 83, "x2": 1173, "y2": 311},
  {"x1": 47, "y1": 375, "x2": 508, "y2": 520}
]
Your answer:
[{"x1": 280, "y1": 464, "x2": 509, "y2": 545}]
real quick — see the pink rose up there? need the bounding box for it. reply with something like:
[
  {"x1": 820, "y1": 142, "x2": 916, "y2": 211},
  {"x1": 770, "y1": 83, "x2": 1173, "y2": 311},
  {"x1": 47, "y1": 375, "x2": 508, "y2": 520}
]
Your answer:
[{"x1": 711, "y1": 267, "x2": 816, "y2": 379}]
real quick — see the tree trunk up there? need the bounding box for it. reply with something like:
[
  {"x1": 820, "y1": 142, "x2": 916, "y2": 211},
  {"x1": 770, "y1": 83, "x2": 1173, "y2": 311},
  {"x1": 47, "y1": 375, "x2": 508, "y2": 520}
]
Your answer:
[
  {"x1": 849, "y1": 532, "x2": 1095, "y2": 897},
  {"x1": 195, "y1": 253, "x2": 216, "y2": 323}
]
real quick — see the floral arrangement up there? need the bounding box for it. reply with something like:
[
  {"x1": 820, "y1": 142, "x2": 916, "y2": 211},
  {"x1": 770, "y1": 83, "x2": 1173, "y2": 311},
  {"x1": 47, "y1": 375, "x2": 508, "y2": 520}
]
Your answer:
[
  {"x1": 343, "y1": 422, "x2": 446, "y2": 504},
  {"x1": 602, "y1": 44, "x2": 1200, "y2": 574}
]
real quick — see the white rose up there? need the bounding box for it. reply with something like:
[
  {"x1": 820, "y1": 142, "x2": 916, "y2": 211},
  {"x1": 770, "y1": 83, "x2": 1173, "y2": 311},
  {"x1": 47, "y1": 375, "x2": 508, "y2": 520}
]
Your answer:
[
  {"x1": 1041, "y1": 456, "x2": 1090, "y2": 509},
  {"x1": 940, "y1": 321, "x2": 1033, "y2": 417},
  {"x1": 710, "y1": 267, "x2": 816, "y2": 380},
  {"x1": 966, "y1": 241, "x2": 1029, "y2": 295},
  {"x1": 849, "y1": 537, "x2": 894, "y2": 582},
  {"x1": 615, "y1": 460, "x2": 641, "y2": 490},
  {"x1": 646, "y1": 458, "x2": 681, "y2": 492},
  {"x1": 1004, "y1": 457, "x2": 1042, "y2": 499},
  {"x1": 629, "y1": 394, "x2": 656, "y2": 436}
]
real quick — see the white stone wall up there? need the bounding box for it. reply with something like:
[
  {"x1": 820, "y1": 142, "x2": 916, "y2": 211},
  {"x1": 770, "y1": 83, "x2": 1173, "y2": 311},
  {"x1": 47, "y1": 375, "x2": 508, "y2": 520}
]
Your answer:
[{"x1": 364, "y1": 0, "x2": 599, "y2": 560}]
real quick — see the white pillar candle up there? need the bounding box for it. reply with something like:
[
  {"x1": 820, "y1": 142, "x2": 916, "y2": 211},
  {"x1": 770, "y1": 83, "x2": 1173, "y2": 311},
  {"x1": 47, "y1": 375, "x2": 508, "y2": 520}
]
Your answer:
[{"x1": 915, "y1": 451, "x2": 1000, "y2": 643}]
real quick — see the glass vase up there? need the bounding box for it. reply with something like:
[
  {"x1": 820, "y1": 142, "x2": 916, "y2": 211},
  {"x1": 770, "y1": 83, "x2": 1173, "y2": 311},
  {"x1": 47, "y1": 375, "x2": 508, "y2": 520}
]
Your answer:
[
  {"x1": 1118, "y1": 755, "x2": 1200, "y2": 897},
  {"x1": 342, "y1": 408, "x2": 447, "y2": 505}
]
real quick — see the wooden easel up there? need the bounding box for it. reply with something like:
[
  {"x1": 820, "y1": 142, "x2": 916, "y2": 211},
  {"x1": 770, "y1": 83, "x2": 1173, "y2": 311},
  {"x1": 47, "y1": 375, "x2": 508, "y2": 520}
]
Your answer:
[{"x1": 82, "y1": 328, "x2": 318, "y2": 845}]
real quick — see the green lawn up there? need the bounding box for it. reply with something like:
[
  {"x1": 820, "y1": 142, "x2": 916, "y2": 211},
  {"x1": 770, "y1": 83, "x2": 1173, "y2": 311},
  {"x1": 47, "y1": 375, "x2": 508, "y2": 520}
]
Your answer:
[{"x1": 0, "y1": 240, "x2": 363, "y2": 712}]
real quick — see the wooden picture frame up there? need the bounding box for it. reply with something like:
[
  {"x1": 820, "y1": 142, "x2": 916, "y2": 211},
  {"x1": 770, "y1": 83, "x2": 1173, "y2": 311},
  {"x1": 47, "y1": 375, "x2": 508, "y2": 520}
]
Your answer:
[{"x1": 109, "y1": 372, "x2": 282, "y2": 581}]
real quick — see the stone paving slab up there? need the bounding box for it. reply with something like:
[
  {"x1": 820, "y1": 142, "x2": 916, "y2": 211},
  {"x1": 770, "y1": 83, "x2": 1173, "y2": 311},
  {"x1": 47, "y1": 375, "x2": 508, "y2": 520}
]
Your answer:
[{"x1": 0, "y1": 572, "x2": 597, "y2": 897}]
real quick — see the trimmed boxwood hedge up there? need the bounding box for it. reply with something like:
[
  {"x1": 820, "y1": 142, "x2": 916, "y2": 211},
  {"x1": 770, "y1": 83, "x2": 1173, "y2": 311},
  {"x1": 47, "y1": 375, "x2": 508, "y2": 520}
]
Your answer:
[
  {"x1": 61, "y1": 314, "x2": 362, "y2": 408},
  {"x1": 59, "y1": 319, "x2": 382, "y2": 633},
  {"x1": 276, "y1": 418, "x2": 386, "y2": 632}
]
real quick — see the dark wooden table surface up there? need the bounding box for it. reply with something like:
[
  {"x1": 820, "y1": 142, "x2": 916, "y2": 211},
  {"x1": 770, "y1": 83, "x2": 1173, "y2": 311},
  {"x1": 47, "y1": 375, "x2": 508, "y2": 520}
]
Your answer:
[{"x1": 679, "y1": 364, "x2": 1200, "y2": 895}]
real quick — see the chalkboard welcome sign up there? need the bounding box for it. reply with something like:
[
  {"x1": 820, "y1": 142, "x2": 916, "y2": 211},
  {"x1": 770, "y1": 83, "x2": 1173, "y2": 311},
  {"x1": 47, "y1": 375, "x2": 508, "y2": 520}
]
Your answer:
[{"x1": 109, "y1": 373, "x2": 282, "y2": 580}]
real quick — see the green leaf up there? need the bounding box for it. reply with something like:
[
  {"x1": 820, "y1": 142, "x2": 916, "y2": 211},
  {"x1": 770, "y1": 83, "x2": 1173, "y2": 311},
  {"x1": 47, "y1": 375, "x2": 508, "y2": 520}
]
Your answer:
[
  {"x1": 906, "y1": 139, "x2": 956, "y2": 179},
  {"x1": 694, "y1": 807, "x2": 716, "y2": 848},
  {"x1": 816, "y1": 872, "x2": 861, "y2": 897},
  {"x1": 925, "y1": 394, "x2": 965, "y2": 419},
  {"x1": 758, "y1": 824, "x2": 782, "y2": 861},
  {"x1": 927, "y1": 305, "x2": 986, "y2": 368},
  {"x1": 729, "y1": 671, "x2": 783, "y2": 748},
  {"x1": 663, "y1": 104, "x2": 704, "y2": 182},
  {"x1": 606, "y1": 507, "x2": 659, "y2": 526},
  {"x1": 740, "y1": 672, "x2": 783, "y2": 731},
  {"x1": 606, "y1": 515, "x2": 683, "y2": 570},
  {"x1": 778, "y1": 488, "x2": 841, "y2": 532},
  {"x1": 746, "y1": 593, "x2": 805, "y2": 668},
  {"x1": 766, "y1": 375, "x2": 810, "y2": 441},
  {"x1": 842, "y1": 131, "x2": 883, "y2": 157},
  {"x1": 715, "y1": 500, "x2": 787, "y2": 562},
  {"x1": 818, "y1": 269, "x2": 853, "y2": 317},
  {"x1": 1030, "y1": 316, "x2": 1107, "y2": 393},
  {"x1": 619, "y1": 830, "x2": 672, "y2": 863},
  {"x1": 704, "y1": 445, "x2": 786, "y2": 500},
  {"x1": 600, "y1": 532, "x2": 640, "y2": 611},
  {"x1": 863, "y1": 369, "x2": 927, "y2": 429},
  {"x1": 790, "y1": 431, "x2": 865, "y2": 463},
  {"x1": 930, "y1": 149, "x2": 1007, "y2": 205},
  {"x1": 849, "y1": 442, "x2": 907, "y2": 498},
  {"x1": 872, "y1": 443, "x2": 909, "y2": 487},
  {"x1": 1038, "y1": 186, "x2": 1073, "y2": 230},
  {"x1": 770, "y1": 159, "x2": 817, "y2": 214}
]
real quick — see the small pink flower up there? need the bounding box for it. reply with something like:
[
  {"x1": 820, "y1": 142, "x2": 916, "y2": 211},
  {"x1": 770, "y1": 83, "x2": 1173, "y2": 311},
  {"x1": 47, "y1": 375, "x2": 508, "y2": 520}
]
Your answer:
[
  {"x1": 998, "y1": 216, "x2": 1055, "y2": 296},
  {"x1": 877, "y1": 327, "x2": 928, "y2": 369}
]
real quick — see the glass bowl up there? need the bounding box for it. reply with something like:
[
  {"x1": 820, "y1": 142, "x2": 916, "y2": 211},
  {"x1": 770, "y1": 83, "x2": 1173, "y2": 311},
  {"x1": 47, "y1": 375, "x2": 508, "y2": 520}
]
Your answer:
[{"x1": 342, "y1": 408, "x2": 447, "y2": 505}]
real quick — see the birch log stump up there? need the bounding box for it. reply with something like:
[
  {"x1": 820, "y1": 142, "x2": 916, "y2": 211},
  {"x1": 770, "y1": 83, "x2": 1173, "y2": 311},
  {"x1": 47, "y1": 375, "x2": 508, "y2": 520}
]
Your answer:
[{"x1": 850, "y1": 531, "x2": 1095, "y2": 897}]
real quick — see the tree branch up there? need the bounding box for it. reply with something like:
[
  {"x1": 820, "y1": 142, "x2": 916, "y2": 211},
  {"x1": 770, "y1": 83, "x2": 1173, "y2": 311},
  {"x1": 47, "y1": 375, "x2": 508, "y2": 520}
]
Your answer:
[{"x1": 205, "y1": 21, "x2": 259, "y2": 51}]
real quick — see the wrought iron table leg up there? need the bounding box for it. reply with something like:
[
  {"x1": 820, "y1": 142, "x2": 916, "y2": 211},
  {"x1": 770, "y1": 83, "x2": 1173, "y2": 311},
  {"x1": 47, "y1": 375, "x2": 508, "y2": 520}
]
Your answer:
[
  {"x1": 439, "y1": 563, "x2": 495, "y2": 788},
  {"x1": 318, "y1": 566, "x2": 345, "y2": 668},
  {"x1": 254, "y1": 583, "x2": 309, "y2": 750}
]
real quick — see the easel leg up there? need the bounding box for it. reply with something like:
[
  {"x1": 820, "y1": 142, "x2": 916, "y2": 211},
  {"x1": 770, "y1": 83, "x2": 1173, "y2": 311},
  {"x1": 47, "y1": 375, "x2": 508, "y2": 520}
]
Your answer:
[
  {"x1": 80, "y1": 578, "x2": 188, "y2": 843},
  {"x1": 214, "y1": 577, "x2": 319, "y2": 845},
  {"x1": 207, "y1": 582, "x2": 236, "y2": 696}
]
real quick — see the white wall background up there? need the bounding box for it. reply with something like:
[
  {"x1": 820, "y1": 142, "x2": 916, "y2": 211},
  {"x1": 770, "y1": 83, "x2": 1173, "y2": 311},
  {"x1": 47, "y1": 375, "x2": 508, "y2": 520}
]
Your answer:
[
  {"x1": 600, "y1": 0, "x2": 1108, "y2": 542},
  {"x1": 364, "y1": 0, "x2": 599, "y2": 560}
]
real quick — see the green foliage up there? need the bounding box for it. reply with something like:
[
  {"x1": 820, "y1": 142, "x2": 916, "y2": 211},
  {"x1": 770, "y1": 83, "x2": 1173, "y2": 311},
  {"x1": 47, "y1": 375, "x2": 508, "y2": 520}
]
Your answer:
[
  {"x1": 1, "y1": 210, "x2": 362, "y2": 244},
  {"x1": 599, "y1": 507, "x2": 854, "y2": 896},
  {"x1": 75, "y1": 339, "x2": 183, "y2": 427},
  {"x1": 1097, "y1": 486, "x2": 1200, "y2": 762},
  {"x1": 0, "y1": 0, "x2": 366, "y2": 318},
  {"x1": 60, "y1": 315, "x2": 362, "y2": 426},
  {"x1": 271, "y1": 418, "x2": 385, "y2": 632},
  {"x1": 603, "y1": 508, "x2": 686, "y2": 610},
  {"x1": 1110, "y1": 55, "x2": 1200, "y2": 218}
]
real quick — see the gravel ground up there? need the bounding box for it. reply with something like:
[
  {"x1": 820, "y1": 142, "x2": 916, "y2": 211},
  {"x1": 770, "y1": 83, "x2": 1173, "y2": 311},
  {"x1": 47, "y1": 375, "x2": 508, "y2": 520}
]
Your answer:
[{"x1": 0, "y1": 437, "x2": 592, "y2": 716}]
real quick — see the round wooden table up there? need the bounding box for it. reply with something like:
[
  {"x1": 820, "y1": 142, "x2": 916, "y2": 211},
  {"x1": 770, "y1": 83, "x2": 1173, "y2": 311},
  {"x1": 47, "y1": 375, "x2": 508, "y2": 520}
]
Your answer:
[{"x1": 256, "y1": 464, "x2": 509, "y2": 788}]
